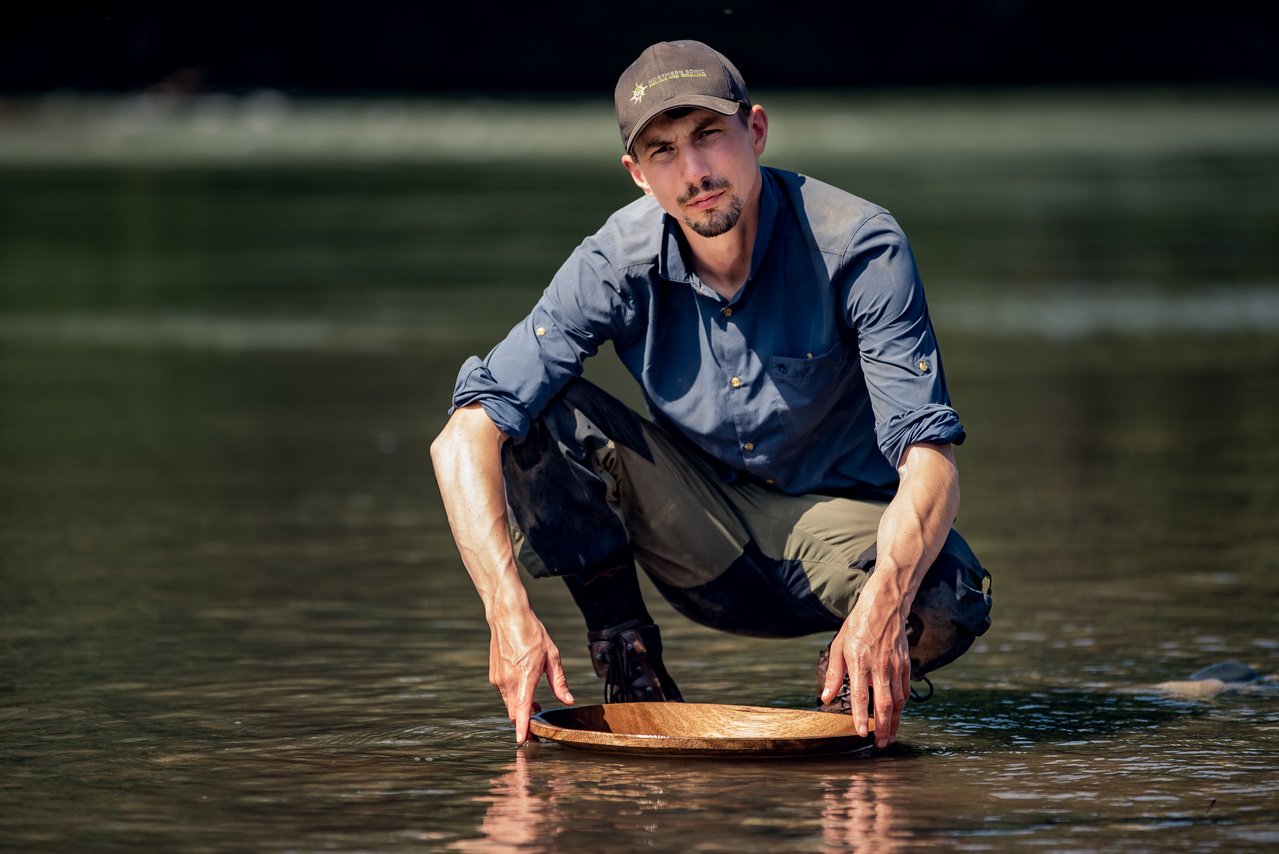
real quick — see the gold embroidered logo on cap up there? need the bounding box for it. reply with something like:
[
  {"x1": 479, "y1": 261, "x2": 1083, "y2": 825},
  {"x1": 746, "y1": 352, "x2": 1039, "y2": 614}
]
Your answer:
[{"x1": 633, "y1": 68, "x2": 710, "y2": 105}]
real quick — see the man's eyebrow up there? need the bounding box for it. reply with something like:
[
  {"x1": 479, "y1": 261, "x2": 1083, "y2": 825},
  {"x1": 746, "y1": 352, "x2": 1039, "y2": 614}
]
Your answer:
[
  {"x1": 690, "y1": 114, "x2": 722, "y2": 135},
  {"x1": 640, "y1": 114, "x2": 726, "y2": 155},
  {"x1": 640, "y1": 131, "x2": 673, "y2": 154}
]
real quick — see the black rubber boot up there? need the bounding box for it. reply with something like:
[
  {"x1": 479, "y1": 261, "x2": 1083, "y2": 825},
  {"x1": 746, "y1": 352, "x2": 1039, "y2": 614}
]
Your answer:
[{"x1": 588, "y1": 620, "x2": 684, "y2": 703}]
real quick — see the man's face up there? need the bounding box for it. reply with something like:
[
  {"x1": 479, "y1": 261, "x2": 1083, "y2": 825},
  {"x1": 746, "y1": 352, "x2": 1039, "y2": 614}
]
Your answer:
[{"x1": 622, "y1": 106, "x2": 768, "y2": 239}]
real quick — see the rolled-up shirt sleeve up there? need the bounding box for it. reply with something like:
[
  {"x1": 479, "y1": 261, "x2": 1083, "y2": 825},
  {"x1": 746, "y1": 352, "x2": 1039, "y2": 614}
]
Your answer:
[
  {"x1": 450, "y1": 237, "x2": 633, "y2": 442},
  {"x1": 842, "y1": 213, "x2": 966, "y2": 468}
]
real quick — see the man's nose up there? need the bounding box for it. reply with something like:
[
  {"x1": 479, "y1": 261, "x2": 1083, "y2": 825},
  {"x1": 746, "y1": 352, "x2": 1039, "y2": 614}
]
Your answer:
[{"x1": 679, "y1": 148, "x2": 710, "y2": 188}]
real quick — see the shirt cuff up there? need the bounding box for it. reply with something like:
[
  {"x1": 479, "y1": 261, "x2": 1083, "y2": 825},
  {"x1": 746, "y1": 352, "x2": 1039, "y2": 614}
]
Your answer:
[
  {"x1": 450, "y1": 356, "x2": 532, "y2": 442},
  {"x1": 876, "y1": 404, "x2": 966, "y2": 469}
]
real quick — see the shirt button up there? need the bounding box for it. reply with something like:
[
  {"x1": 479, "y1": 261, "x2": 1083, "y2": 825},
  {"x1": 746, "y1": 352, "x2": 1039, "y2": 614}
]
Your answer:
[
  {"x1": 721, "y1": 307, "x2": 733, "y2": 317},
  {"x1": 535, "y1": 326, "x2": 547, "y2": 337},
  {"x1": 742, "y1": 442, "x2": 755, "y2": 452},
  {"x1": 729, "y1": 376, "x2": 742, "y2": 388},
  {"x1": 918, "y1": 359, "x2": 931, "y2": 373}
]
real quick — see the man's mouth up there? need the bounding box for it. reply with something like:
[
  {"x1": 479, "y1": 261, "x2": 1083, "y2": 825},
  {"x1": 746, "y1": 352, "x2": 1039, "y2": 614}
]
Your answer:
[
  {"x1": 686, "y1": 191, "x2": 725, "y2": 211},
  {"x1": 678, "y1": 178, "x2": 731, "y2": 209}
]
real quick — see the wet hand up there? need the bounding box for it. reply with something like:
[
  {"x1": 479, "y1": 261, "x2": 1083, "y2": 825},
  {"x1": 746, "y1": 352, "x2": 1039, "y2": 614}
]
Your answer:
[
  {"x1": 819, "y1": 585, "x2": 911, "y2": 749},
  {"x1": 487, "y1": 606, "x2": 575, "y2": 744}
]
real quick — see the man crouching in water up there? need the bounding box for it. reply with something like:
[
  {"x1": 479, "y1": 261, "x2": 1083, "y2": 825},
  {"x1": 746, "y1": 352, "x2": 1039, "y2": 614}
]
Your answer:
[{"x1": 431, "y1": 40, "x2": 992, "y2": 748}]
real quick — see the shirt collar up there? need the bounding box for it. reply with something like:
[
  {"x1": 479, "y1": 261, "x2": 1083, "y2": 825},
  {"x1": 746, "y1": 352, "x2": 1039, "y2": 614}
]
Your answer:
[{"x1": 658, "y1": 167, "x2": 780, "y2": 299}]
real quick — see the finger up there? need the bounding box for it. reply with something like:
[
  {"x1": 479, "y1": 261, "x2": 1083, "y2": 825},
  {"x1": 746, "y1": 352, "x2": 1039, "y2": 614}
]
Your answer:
[
  {"x1": 500, "y1": 687, "x2": 527, "y2": 743},
  {"x1": 513, "y1": 706, "x2": 531, "y2": 744},
  {"x1": 821, "y1": 647, "x2": 848, "y2": 704},
  {"x1": 512, "y1": 675, "x2": 538, "y2": 745},
  {"x1": 850, "y1": 663, "x2": 871, "y2": 738},
  {"x1": 546, "y1": 647, "x2": 575, "y2": 706},
  {"x1": 872, "y1": 667, "x2": 897, "y2": 749},
  {"x1": 499, "y1": 686, "x2": 517, "y2": 725},
  {"x1": 890, "y1": 659, "x2": 911, "y2": 743}
]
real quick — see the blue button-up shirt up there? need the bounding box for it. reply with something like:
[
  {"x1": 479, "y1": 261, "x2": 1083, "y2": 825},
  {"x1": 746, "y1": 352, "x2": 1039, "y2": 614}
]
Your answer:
[{"x1": 451, "y1": 167, "x2": 964, "y2": 499}]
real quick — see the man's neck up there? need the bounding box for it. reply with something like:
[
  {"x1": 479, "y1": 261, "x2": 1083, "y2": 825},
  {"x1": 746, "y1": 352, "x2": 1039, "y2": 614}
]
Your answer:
[{"x1": 680, "y1": 178, "x2": 763, "y2": 301}]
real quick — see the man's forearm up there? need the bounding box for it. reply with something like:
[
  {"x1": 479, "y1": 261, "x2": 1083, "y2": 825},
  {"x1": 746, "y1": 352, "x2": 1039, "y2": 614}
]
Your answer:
[
  {"x1": 431, "y1": 403, "x2": 574, "y2": 742},
  {"x1": 821, "y1": 442, "x2": 959, "y2": 745},
  {"x1": 862, "y1": 442, "x2": 960, "y2": 618},
  {"x1": 430, "y1": 404, "x2": 528, "y2": 619}
]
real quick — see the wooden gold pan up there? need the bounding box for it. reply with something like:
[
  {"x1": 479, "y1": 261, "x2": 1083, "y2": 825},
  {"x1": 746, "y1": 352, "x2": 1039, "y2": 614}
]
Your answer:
[{"x1": 530, "y1": 703, "x2": 875, "y2": 757}]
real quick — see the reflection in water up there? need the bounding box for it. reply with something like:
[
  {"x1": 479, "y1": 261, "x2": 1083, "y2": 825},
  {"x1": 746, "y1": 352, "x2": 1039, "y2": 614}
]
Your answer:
[
  {"x1": 456, "y1": 750, "x2": 556, "y2": 852},
  {"x1": 461, "y1": 749, "x2": 915, "y2": 852},
  {"x1": 460, "y1": 748, "x2": 917, "y2": 852},
  {"x1": 820, "y1": 775, "x2": 904, "y2": 853},
  {"x1": 456, "y1": 685, "x2": 1230, "y2": 852}
]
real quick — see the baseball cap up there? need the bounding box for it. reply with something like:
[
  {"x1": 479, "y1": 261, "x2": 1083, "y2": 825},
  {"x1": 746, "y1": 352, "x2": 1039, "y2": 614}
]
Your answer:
[{"x1": 614, "y1": 40, "x2": 751, "y2": 154}]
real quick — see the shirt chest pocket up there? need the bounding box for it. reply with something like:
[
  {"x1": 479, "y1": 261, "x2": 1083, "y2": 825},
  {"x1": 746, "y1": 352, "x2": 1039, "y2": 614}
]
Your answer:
[{"x1": 769, "y1": 340, "x2": 851, "y2": 409}]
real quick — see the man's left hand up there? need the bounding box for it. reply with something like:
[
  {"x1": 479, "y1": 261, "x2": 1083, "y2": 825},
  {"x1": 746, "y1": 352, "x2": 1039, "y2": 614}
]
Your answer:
[
  {"x1": 819, "y1": 576, "x2": 912, "y2": 749},
  {"x1": 820, "y1": 442, "x2": 959, "y2": 749}
]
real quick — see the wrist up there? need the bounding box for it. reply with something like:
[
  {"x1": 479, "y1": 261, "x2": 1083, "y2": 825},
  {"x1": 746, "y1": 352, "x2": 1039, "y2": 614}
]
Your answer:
[
  {"x1": 860, "y1": 567, "x2": 913, "y2": 623},
  {"x1": 484, "y1": 587, "x2": 533, "y2": 626}
]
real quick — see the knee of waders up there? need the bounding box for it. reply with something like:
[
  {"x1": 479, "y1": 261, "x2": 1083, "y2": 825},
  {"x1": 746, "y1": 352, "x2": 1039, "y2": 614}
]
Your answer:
[{"x1": 907, "y1": 556, "x2": 992, "y2": 679}]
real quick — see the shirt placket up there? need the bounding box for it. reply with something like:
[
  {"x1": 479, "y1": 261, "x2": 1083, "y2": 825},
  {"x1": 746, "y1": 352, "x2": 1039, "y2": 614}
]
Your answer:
[{"x1": 706, "y1": 291, "x2": 763, "y2": 473}]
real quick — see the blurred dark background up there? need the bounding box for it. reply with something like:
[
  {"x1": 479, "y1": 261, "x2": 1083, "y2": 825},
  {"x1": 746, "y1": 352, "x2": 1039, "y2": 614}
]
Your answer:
[{"x1": 4, "y1": 1, "x2": 1278, "y2": 94}]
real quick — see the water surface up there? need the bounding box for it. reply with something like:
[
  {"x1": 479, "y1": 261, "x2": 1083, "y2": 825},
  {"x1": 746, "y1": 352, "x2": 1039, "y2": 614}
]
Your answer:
[{"x1": 2, "y1": 94, "x2": 1277, "y2": 850}]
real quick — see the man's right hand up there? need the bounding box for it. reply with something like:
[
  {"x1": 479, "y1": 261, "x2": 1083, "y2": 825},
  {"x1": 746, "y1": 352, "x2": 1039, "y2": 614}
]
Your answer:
[
  {"x1": 488, "y1": 604, "x2": 575, "y2": 744},
  {"x1": 432, "y1": 404, "x2": 575, "y2": 744}
]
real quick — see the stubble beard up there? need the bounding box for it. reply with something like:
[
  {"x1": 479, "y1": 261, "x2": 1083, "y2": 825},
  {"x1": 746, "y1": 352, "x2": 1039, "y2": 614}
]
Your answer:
[{"x1": 678, "y1": 177, "x2": 742, "y2": 238}]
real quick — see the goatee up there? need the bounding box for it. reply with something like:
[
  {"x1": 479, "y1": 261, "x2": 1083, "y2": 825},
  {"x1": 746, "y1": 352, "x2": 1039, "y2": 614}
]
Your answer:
[
  {"x1": 678, "y1": 177, "x2": 742, "y2": 238},
  {"x1": 685, "y1": 196, "x2": 743, "y2": 238}
]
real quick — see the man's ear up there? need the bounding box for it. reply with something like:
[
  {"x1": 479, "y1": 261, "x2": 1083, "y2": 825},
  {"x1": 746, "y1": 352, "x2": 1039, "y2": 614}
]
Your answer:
[
  {"x1": 621, "y1": 154, "x2": 653, "y2": 196},
  {"x1": 748, "y1": 105, "x2": 769, "y2": 158}
]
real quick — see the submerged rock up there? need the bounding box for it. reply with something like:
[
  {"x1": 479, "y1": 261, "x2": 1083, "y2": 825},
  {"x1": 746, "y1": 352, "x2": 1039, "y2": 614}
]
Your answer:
[
  {"x1": 1152, "y1": 660, "x2": 1272, "y2": 699},
  {"x1": 1154, "y1": 678, "x2": 1229, "y2": 699}
]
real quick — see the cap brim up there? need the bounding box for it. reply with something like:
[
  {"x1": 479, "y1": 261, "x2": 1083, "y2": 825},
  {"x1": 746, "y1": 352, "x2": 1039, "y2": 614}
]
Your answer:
[{"x1": 625, "y1": 95, "x2": 742, "y2": 153}]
